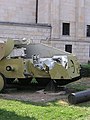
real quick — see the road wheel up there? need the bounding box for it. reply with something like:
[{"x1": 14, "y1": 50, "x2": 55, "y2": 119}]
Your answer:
[{"x1": 0, "y1": 73, "x2": 6, "y2": 92}]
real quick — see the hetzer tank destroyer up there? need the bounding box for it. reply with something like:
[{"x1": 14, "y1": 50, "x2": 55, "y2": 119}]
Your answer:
[{"x1": 0, "y1": 39, "x2": 81, "y2": 92}]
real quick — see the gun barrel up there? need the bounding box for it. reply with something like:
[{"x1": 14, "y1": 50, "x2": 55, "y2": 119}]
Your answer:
[{"x1": 68, "y1": 89, "x2": 90, "y2": 104}]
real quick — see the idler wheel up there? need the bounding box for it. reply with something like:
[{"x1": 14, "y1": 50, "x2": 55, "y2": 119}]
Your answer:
[{"x1": 0, "y1": 73, "x2": 6, "y2": 92}]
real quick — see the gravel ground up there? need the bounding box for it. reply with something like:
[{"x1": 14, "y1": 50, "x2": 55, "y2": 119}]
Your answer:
[
  {"x1": 0, "y1": 90, "x2": 67, "y2": 102},
  {"x1": 0, "y1": 77, "x2": 90, "y2": 103}
]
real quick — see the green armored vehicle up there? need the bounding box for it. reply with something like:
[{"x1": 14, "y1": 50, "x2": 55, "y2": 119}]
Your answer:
[{"x1": 0, "y1": 39, "x2": 81, "y2": 92}]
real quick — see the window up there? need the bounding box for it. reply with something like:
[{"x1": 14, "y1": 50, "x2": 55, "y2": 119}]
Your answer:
[
  {"x1": 62, "y1": 23, "x2": 70, "y2": 35},
  {"x1": 87, "y1": 25, "x2": 90, "y2": 37},
  {"x1": 65, "y1": 45, "x2": 72, "y2": 53}
]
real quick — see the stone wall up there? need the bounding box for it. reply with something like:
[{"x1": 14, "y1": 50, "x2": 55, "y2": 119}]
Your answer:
[
  {"x1": 50, "y1": 40, "x2": 89, "y2": 63},
  {"x1": 0, "y1": 0, "x2": 90, "y2": 63},
  {"x1": 0, "y1": 22, "x2": 51, "y2": 43},
  {"x1": 38, "y1": 0, "x2": 90, "y2": 63},
  {"x1": 38, "y1": 0, "x2": 51, "y2": 24},
  {"x1": 0, "y1": 0, "x2": 36, "y2": 23}
]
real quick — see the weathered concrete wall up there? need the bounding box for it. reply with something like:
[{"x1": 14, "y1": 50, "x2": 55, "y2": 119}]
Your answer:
[{"x1": 0, "y1": 0, "x2": 36, "y2": 23}]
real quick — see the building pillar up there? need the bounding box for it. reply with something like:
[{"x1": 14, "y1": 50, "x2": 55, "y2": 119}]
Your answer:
[
  {"x1": 51, "y1": 0, "x2": 60, "y2": 38},
  {"x1": 75, "y1": 0, "x2": 85, "y2": 40},
  {"x1": 38, "y1": 0, "x2": 51, "y2": 24}
]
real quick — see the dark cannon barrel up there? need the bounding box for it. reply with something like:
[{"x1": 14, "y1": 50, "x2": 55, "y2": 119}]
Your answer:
[{"x1": 68, "y1": 89, "x2": 90, "y2": 104}]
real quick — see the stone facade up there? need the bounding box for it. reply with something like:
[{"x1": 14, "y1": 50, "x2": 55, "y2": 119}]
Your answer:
[
  {"x1": 38, "y1": 0, "x2": 90, "y2": 63},
  {"x1": 0, "y1": 0, "x2": 90, "y2": 63},
  {"x1": 0, "y1": 22, "x2": 51, "y2": 42},
  {"x1": 0, "y1": 0, "x2": 51, "y2": 44},
  {"x1": 0, "y1": 0, "x2": 36, "y2": 23}
]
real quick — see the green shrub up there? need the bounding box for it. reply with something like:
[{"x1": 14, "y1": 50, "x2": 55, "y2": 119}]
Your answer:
[{"x1": 80, "y1": 64, "x2": 90, "y2": 77}]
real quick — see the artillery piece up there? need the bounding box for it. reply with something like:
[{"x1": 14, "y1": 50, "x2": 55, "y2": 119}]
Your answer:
[{"x1": 0, "y1": 39, "x2": 81, "y2": 92}]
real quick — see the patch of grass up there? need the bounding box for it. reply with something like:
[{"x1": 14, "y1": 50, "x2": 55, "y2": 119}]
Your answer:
[
  {"x1": 0, "y1": 78, "x2": 90, "y2": 120},
  {"x1": 66, "y1": 78, "x2": 90, "y2": 92},
  {"x1": 0, "y1": 98, "x2": 90, "y2": 120},
  {"x1": 66, "y1": 82, "x2": 89, "y2": 92}
]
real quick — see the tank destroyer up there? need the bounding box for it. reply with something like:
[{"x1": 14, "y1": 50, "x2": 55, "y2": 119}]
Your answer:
[{"x1": 0, "y1": 39, "x2": 81, "y2": 92}]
